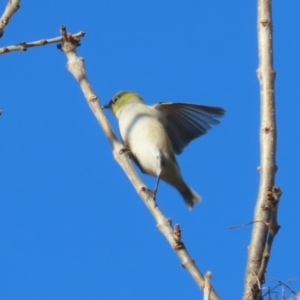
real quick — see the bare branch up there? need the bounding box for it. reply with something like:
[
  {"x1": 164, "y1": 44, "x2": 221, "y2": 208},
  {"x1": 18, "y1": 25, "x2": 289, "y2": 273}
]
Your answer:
[
  {"x1": 0, "y1": 0, "x2": 20, "y2": 38},
  {"x1": 243, "y1": 1, "x2": 279, "y2": 299},
  {"x1": 0, "y1": 31, "x2": 85, "y2": 55},
  {"x1": 58, "y1": 25, "x2": 220, "y2": 300},
  {"x1": 203, "y1": 271, "x2": 212, "y2": 300}
]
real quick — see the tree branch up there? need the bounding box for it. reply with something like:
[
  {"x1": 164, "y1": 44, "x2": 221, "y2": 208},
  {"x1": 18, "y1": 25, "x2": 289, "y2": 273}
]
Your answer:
[
  {"x1": 0, "y1": 0, "x2": 21, "y2": 38},
  {"x1": 243, "y1": 1, "x2": 280, "y2": 299},
  {"x1": 0, "y1": 31, "x2": 85, "y2": 55},
  {"x1": 58, "y1": 25, "x2": 220, "y2": 300},
  {"x1": 203, "y1": 271, "x2": 213, "y2": 300}
]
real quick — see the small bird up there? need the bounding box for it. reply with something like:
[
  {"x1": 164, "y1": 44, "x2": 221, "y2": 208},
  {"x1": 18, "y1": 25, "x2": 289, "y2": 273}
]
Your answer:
[{"x1": 103, "y1": 91, "x2": 225, "y2": 209}]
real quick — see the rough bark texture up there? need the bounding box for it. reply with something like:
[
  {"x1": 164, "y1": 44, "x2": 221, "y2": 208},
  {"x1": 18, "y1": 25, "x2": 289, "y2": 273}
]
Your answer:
[{"x1": 243, "y1": 1, "x2": 280, "y2": 299}]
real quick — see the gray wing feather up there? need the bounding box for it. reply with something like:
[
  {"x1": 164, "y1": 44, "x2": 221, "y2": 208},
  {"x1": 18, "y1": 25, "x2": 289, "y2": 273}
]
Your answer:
[{"x1": 153, "y1": 102, "x2": 225, "y2": 154}]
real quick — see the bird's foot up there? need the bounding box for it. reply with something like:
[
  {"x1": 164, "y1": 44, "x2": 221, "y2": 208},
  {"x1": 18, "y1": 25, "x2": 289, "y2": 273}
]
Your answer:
[
  {"x1": 141, "y1": 186, "x2": 157, "y2": 206},
  {"x1": 119, "y1": 146, "x2": 134, "y2": 159},
  {"x1": 119, "y1": 146, "x2": 131, "y2": 155}
]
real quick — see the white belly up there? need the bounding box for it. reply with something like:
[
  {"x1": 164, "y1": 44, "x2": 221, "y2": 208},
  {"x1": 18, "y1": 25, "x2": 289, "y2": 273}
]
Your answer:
[{"x1": 117, "y1": 103, "x2": 171, "y2": 177}]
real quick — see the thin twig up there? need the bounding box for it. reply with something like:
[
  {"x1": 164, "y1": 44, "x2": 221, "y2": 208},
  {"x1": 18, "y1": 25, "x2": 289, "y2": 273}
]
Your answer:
[
  {"x1": 243, "y1": 1, "x2": 279, "y2": 299},
  {"x1": 226, "y1": 220, "x2": 259, "y2": 230},
  {"x1": 58, "y1": 25, "x2": 220, "y2": 300},
  {"x1": 0, "y1": 0, "x2": 20, "y2": 38},
  {"x1": 262, "y1": 277, "x2": 298, "y2": 298},
  {"x1": 0, "y1": 31, "x2": 85, "y2": 55}
]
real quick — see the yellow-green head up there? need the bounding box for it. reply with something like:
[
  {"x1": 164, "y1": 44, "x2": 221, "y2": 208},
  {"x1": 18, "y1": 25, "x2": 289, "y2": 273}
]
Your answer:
[{"x1": 103, "y1": 91, "x2": 144, "y2": 116}]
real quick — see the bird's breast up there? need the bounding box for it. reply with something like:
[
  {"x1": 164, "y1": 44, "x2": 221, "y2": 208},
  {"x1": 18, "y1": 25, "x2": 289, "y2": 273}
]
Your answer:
[{"x1": 117, "y1": 103, "x2": 173, "y2": 176}]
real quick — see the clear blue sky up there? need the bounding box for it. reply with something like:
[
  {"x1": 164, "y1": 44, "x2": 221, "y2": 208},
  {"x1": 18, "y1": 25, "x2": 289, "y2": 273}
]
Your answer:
[{"x1": 1, "y1": 1, "x2": 299, "y2": 299}]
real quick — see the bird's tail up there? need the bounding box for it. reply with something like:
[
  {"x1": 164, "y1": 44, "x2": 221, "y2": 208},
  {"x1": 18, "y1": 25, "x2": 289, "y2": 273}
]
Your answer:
[{"x1": 178, "y1": 183, "x2": 201, "y2": 209}]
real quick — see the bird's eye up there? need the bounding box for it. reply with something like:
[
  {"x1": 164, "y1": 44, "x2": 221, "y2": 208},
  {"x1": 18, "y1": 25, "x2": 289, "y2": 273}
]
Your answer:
[{"x1": 112, "y1": 97, "x2": 119, "y2": 104}]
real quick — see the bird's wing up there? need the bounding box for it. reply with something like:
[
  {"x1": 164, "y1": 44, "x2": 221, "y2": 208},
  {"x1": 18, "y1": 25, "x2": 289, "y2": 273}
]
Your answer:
[{"x1": 153, "y1": 102, "x2": 225, "y2": 154}]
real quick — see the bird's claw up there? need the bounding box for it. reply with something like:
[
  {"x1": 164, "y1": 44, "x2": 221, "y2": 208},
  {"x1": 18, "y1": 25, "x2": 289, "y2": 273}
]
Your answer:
[
  {"x1": 141, "y1": 186, "x2": 157, "y2": 205},
  {"x1": 119, "y1": 146, "x2": 131, "y2": 155},
  {"x1": 119, "y1": 147, "x2": 134, "y2": 159}
]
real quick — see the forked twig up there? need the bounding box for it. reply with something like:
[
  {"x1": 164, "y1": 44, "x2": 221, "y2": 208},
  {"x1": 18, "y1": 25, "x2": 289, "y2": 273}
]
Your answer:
[{"x1": 0, "y1": 31, "x2": 85, "y2": 55}]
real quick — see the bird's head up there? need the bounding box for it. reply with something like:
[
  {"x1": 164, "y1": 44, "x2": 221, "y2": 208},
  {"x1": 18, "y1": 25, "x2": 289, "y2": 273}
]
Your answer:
[{"x1": 102, "y1": 91, "x2": 144, "y2": 116}]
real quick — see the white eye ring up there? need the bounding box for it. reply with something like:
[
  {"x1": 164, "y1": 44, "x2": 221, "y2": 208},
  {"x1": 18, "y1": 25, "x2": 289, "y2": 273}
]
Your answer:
[{"x1": 112, "y1": 97, "x2": 119, "y2": 104}]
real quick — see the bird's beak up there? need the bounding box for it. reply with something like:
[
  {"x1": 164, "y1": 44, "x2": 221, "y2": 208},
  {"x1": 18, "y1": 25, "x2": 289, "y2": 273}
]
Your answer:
[{"x1": 102, "y1": 103, "x2": 110, "y2": 109}]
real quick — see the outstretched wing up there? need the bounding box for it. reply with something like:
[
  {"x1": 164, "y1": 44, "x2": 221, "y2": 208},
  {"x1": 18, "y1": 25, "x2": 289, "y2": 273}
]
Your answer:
[{"x1": 153, "y1": 102, "x2": 225, "y2": 154}]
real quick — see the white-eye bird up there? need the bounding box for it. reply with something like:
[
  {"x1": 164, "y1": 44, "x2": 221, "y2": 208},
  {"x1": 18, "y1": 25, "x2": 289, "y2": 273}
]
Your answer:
[{"x1": 103, "y1": 91, "x2": 225, "y2": 209}]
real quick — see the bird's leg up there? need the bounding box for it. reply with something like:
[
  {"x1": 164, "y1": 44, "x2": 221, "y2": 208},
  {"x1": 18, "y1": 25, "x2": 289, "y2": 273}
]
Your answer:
[
  {"x1": 151, "y1": 148, "x2": 163, "y2": 202},
  {"x1": 153, "y1": 176, "x2": 161, "y2": 200},
  {"x1": 145, "y1": 175, "x2": 160, "y2": 208},
  {"x1": 140, "y1": 178, "x2": 160, "y2": 202},
  {"x1": 140, "y1": 186, "x2": 157, "y2": 203}
]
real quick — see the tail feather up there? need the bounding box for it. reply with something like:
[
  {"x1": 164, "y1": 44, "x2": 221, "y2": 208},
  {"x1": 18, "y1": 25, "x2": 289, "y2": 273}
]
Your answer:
[{"x1": 178, "y1": 184, "x2": 201, "y2": 209}]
